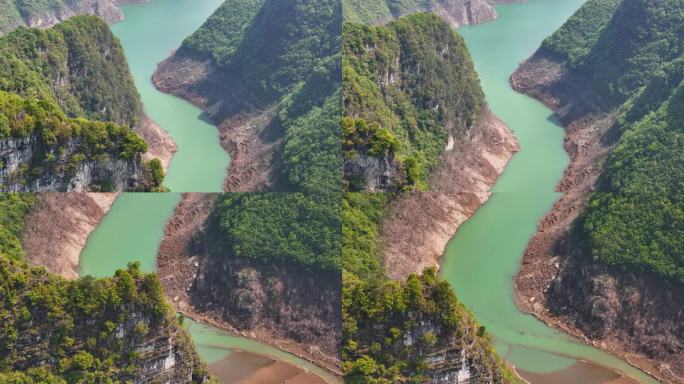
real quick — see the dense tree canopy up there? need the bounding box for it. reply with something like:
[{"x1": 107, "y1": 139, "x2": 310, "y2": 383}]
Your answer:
[
  {"x1": 343, "y1": 13, "x2": 484, "y2": 190},
  {"x1": 0, "y1": 16, "x2": 159, "y2": 191},
  {"x1": 180, "y1": 0, "x2": 343, "y2": 193},
  {"x1": 341, "y1": 193, "x2": 519, "y2": 383},
  {"x1": 0, "y1": 194, "x2": 209, "y2": 383},
  {"x1": 547, "y1": 0, "x2": 684, "y2": 284},
  {"x1": 213, "y1": 193, "x2": 342, "y2": 273}
]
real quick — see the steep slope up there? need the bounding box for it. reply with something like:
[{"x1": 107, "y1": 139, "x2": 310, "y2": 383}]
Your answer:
[
  {"x1": 343, "y1": 13, "x2": 507, "y2": 191},
  {"x1": 511, "y1": 0, "x2": 684, "y2": 381},
  {"x1": 157, "y1": 193, "x2": 342, "y2": 374},
  {"x1": 342, "y1": 193, "x2": 521, "y2": 383},
  {"x1": 153, "y1": 0, "x2": 341, "y2": 193},
  {"x1": 342, "y1": 0, "x2": 525, "y2": 27},
  {"x1": 0, "y1": 0, "x2": 147, "y2": 34},
  {"x1": 21, "y1": 193, "x2": 118, "y2": 279},
  {"x1": 0, "y1": 16, "x2": 166, "y2": 191},
  {"x1": 342, "y1": 14, "x2": 517, "y2": 276},
  {"x1": 0, "y1": 194, "x2": 211, "y2": 383}
]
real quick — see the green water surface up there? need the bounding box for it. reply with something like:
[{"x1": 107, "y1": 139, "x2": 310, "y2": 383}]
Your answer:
[
  {"x1": 111, "y1": 0, "x2": 228, "y2": 192},
  {"x1": 78, "y1": 1, "x2": 336, "y2": 381},
  {"x1": 441, "y1": 1, "x2": 656, "y2": 382}
]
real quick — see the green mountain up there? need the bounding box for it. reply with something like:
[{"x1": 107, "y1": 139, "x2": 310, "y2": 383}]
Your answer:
[
  {"x1": 0, "y1": 16, "x2": 161, "y2": 192},
  {"x1": 0, "y1": 194, "x2": 210, "y2": 383},
  {"x1": 341, "y1": 193, "x2": 521, "y2": 383},
  {"x1": 155, "y1": 0, "x2": 341, "y2": 194},
  {"x1": 543, "y1": 0, "x2": 684, "y2": 283},
  {"x1": 0, "y1": 0, "x2": 127, "y2": 34},
  {"x1": 213, "y1": 193, "x2": 342, "y2": 274},
  {"x1": 342, "y1": 13, "x2": 485, "y2": 191}
]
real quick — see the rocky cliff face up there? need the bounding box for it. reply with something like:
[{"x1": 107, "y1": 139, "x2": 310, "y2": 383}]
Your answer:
[
  {"x1": 157, "y1": 194, "x2": 341, "y2": 374},
  {"x1": 0, "y1": 0, "x2": 149, "y2": 34},
  {"x1": 380, "y1": 109, "x2": 518, "y2": 279},
  {"x1": 0, "y1": 134, "x2": 143, "y2": 192},
  {"x1": 510, "y1": 43, "x2": 683, "y2": 384},
  {"x1": 0, "y1": 235, "x2": 210, "y2": 384},
  {"x1": 345, "y1": 0, "x2": 526, "y2": 27}
]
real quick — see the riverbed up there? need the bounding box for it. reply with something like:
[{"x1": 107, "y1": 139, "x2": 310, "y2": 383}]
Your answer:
[{"x1": 441, "y1": 1, "x2": 656, "y2": 383}]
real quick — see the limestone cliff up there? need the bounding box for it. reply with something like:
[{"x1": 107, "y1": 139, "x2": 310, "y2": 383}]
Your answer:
[
  {"x1": 343, "y1": 0, "x2": 526, "y2": 27},
  {"x1": 0, "y1": 0, "x2": 149, "y2": 34},
  {"x1": 0, "y1": 194, "x2": 210, "y2": 384},
  {"x1": 0, "y1": 16, "x2": 169, "y2": 192}
]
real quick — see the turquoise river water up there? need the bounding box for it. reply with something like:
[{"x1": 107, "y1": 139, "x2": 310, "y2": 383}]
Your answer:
[
  {"x1": 78, "y1": 1, "x2": 336, "y2": 382},
  {"x1": 442, "y1": 1, "x2": 657, "y2": 383},
  {"x1": 78, "y1": 0, "x2": 658, "y2": 383}
]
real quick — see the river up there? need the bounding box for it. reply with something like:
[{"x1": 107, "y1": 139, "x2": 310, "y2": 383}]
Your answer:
[
  {"x1": 441, "y1": 1, "x2": 657, "y2": 383},
  {"x1": 78, "y1": 1, "x2": 336, "y2": 382}
]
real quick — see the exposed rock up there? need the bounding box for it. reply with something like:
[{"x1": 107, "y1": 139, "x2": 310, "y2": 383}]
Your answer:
[
  {"x1": 343, "y1": 153, "x2": 402, "y2": 192},
  {"x1": 511, "y1": 48, "x2": 683, "y2": 383},
  {"x1": 0, "y1": 134, "x2": 143, "y2": 192},
  {"x1": 0, "y1": 0, "x2": 150, "y2": 34},
  {"x1": 138, "y1": 114, "x2": 178, "y2": 173},
  {"x1": 368, "y1": 0, "x2": 527, "y2": 27},
  {"x1": 152, "y1": 51, "x2": 284, "y2": 192},
  {"x1": 21, "y1": 193, "x2": 118, "y2": 279},
  {"x1": 381, "y1": 109, "x2": 519, "y2": 279},
  {"x1": 157, "y1": 194, "x2": 341, "y2": 375}
]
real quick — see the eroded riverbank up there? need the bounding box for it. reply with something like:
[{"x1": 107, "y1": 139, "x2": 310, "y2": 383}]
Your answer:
[{"x1": 440, "y1": 1, "x2": 658, "y2": 383}]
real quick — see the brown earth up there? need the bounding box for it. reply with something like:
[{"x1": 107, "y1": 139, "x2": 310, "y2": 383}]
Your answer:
[
  {"x1": 151, "y1": 53, "x2": 281, "y2": 192},
  {"x1": 208, "y1": 351, "x2": 328, "y2": 384},
  {"x1": 516, "y1": 360, "x2": 640, "y2": 384},
  {"x1": 510, "y1": 50, "x2": 683, "y2": 383},
  {"x1": 380, "y1": 109, "x2": 519, "y2": 280},
  {"x1": 156, "y1": 193, "x2": 341, "y2": 378},
  {"x1": 21, "y1": 193, "x2": 118, "y2": 279},
  {"x1": 138, "y1": 114, "x2": 177, "y2": 172}
]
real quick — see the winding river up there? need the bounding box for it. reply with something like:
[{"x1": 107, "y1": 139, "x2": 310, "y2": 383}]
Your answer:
[
  {"x1": 442, "y1": 1, "x2": 657, "y2": 383},
  {"x1": 78, "y1": 0, "x2": 659, "y2": 383},
  {"x1": 78, "y1": 1, "x2": 336, "y2": 383}
]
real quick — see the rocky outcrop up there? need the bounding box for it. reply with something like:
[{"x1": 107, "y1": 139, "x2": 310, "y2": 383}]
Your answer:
[
  {"x1": 343, "y1": 153, "x2": 401, "y2": 192},
  {"x1": 157, "y1": 194, "x2": 341, "y2": 375},
  {"x1": 399, "y1": 318, "x2": 507, "y2": 383},
  {"x1": 0, "y1": 134, "x2": 144, "y2": 192},
  {"x1": 357, "y1": 0, "x2": 526, "y2": 27},
  {"x1": 21, "y1": 193, "x2": 118, "y2": 279},
  {"x1": 0, "y1": 0, "x2": 149, "y2": 34},
  {"x1": 380, "y1": 109, "x2": 519, "y2": 279},
  {"x1": 510, "y1": 50, "x2": 682, "y2": 384}
]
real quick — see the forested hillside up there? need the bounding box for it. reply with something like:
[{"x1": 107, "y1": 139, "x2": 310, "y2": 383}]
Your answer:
[
  {"x1": 213, "y1": 193, "x2": 341, "y2": 274},
  {"x1": 542, "y1": 0, "x2": 684, "y2": 283},
  {"x1": 154, "y1": 0, "x2": 341, "y2": 193},
  {"x1": 0, "y1": 194, "x2": 210, "y2": 383},
  {"x1": 157, "y1": 193, "x2": 342, "y2": 370},
  {"x1": 342, "y1": 0, "x2": 511, "y2": 27},
  {"x1": 512, "y1": 0, "x2": 684, "y2": 380},
  {"x1": 342, "y1": 13, "x2": 485, "y2": 191},
  {"x1": 0, "y1": 0, "x2": 129, "y2": 34},
  {"x1": 0, "y1": 16, "x2": 162, "y2": 191},
  {"x1": 342, "y1": 193, "x2": 520, "y2": 383}
]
